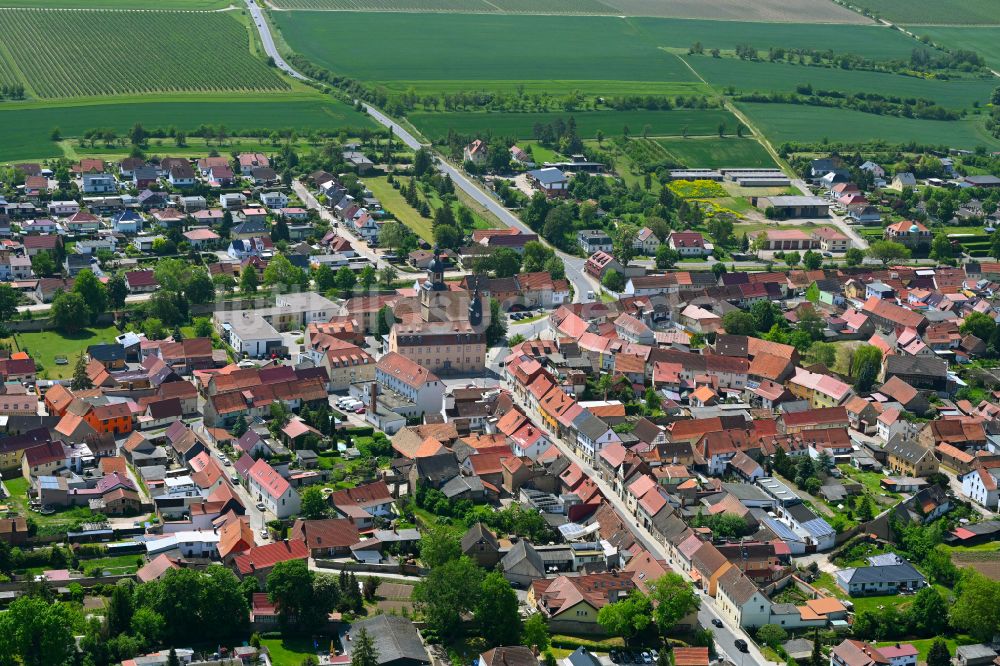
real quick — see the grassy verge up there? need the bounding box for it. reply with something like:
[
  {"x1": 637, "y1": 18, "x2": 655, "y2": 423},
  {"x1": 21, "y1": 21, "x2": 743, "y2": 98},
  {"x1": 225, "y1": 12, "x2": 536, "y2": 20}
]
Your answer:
[{"x1": 363, "y1": 175, "x2": 433, "y2": 242}]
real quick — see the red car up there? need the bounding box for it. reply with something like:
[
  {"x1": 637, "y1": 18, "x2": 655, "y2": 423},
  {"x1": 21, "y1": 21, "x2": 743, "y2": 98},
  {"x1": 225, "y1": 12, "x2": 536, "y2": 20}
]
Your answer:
[{"x1": 354, "y1": 406, "x2": 366, "y2": 414}]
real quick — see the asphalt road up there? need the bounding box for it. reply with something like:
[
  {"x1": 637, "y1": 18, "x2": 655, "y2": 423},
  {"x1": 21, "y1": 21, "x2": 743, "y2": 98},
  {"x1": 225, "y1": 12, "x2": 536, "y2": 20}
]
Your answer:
[
  {"x1": 361, "y1": 105, "x2": 598, "y2": 304},
  {"x1": 245, "y1": 0, "x2": 307, "y2": 81}
]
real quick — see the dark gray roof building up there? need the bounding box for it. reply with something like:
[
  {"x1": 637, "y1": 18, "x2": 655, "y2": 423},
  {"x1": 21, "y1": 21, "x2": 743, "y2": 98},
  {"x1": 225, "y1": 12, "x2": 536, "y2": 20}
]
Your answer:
[{"x1": 347, "y1": 615, "x2": 430, "y2": 666}]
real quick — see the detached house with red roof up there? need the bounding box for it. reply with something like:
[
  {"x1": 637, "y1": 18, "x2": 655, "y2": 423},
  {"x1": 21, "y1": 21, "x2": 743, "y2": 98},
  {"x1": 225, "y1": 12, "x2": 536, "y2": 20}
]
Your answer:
[
  {"x1": 668, "y1": 231, "x2": 710, "y2": 257},
  {"x1": 246, "y1": 458, "x2": 300, "y2": 518},
  {"x1": 330, "y1": 480, "x2": 394, "y2": 529},
  {"x1": 234, "y1": 539, "x2": 309, "y2": 583}
]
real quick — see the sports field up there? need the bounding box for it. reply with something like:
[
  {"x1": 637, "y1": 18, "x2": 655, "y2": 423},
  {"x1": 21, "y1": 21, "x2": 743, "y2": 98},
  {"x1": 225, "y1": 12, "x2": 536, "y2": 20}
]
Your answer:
[
  {"x1": 682, "y1": 55, "x2": 996, "y2": 110},
  {"x1": 910, "y1": 26, "x2": 1000, "y2": 70},
  {"x1": 274, "y1": 13, "x2": 917, "y2": 90},
  {"x1": 0, "y1": 95, "x2": 375, "y2": 162},
  {"x1": 737, "y1": 102, "x2": 1000, "y2": 149},
  {"x1": 851, "y1": 0, "x2": 1000, "y2": 25},
  {"x1": 656, "y1": 137, "x2": 776, "y2": 168},
  {"x1": 269, "y1": 0, "x2": 869, "y2": 22},
  {"x1": 0, "y1": 9, "x2": 284, "y2": 98},
  {"x1": 408, "y1": 109, "x2": 738, "y2": 141}
]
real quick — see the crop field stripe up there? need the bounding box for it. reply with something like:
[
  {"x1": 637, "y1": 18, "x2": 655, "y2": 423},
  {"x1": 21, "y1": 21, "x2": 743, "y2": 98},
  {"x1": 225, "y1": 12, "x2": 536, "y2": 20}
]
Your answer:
[
  {"x1": 275, "y1": 12, "x2": 922, "y2": 90},
  {"x1": 656, "y1": 137, "x2": 776, "y2": 168},
  {"x1": 268, "y1": 0, "x2": 871, "y2": 22},
  {"x1": 736, "y1": 102, "x2": 1000, "y2": 149},
  {"x1": 679, "y1": 54, "x2": 997, "y2": 110},
  {"x1": 407, "y1": 109, "x2": 740, "y2": 141},
  {"x1": 849, "y1": 0, "x2": 1000, "y2": 25},
  {"x1": 908, "y1": 26, "x2": 1000, "y2": 71},
  {"x1": 0, "y1": 96, "x2": 377, "y2": 163},
  {"x1": 0, "y1": 8, "x2": 287, "y2": 98},
  {"x1": 0, "y1": 0, "x2": 230, "y2": 7}
]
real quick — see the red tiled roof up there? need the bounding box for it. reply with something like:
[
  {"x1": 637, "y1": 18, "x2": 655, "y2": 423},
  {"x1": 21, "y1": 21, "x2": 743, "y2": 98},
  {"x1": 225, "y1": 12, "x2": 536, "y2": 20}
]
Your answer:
[{"x1": 234, "y1": 539, "x2": 309, "y2": 575}]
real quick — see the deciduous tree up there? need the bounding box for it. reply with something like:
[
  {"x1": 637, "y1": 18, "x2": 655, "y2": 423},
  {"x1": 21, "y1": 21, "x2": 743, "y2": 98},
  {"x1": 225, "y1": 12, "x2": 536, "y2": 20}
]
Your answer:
[
  {"x1": 52, "y1": 291, "x2": 90, "y2": 333},
  {"x1": 475, "y1": 572, "x2": 522, "y2": 646},
  {"x1": 597, "y1": 590, "x2": 651, "y2": 646},
  {"x1": 867, "y1": 240, "x2": 911, "y2": 266},
  {"x1": 647, "y1": 573, "x2": 700, "y2": 635}
]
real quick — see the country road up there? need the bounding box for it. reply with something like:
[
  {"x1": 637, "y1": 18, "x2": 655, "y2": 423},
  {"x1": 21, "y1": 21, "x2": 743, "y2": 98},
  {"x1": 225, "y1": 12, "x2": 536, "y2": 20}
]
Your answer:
[
  {"x1": 508, "y1": 388, "x2": 772, "y2": 666},
  {"x1": 362, "y1": 106, "x2": 599, "y2": 304},
  {"x1": 245, "y1": 4, "x2": 598, "y2": 303},
  {"x1": 245, "y1": 0, "x2": 307, "y2": 81}
]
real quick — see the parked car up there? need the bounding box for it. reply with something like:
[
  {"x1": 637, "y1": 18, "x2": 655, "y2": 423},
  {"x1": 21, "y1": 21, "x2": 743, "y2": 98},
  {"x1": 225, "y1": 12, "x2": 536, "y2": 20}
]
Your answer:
[
  {"x1": 712, "y1": 618, "x2": 723, "y2": 628},
  {"x1": 641, "y1": 652, "x2": 652, "y2": 664},
  {"x1": 255, "y1": 502, "x2": 266, "y2": 511},
  {"x1": 734, "y1": 639, "x2": 748, "y2": 653},
  {"x1": 354, "y1": 406, "x2": 366, "y2": 414}
]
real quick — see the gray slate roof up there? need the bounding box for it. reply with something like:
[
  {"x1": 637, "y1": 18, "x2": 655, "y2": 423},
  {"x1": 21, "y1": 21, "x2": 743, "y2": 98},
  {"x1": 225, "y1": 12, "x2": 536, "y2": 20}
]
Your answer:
[{"x1": 347, "y1": 614, "x2": 430, "y2": 666}]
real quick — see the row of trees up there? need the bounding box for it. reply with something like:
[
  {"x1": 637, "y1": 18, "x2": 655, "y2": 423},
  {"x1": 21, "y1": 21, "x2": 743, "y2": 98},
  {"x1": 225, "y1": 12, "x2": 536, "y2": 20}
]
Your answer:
[{"x1": 0, "y1": 567, "x2": 253, "y2": 666}]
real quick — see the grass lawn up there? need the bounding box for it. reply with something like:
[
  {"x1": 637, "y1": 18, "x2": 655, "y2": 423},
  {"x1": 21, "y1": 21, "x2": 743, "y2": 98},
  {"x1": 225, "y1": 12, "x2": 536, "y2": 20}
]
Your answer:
[
  {"x1": 261, "y1": 637, "x2": 325, "y2": 666},
  {"x1": 3, "y1": 324, "x2": 120, "y2": 379},
  {"x1": 76, "y1": 553, "x2": 144, "y2": 575},
  {"x1": 363, "y1": 175, "x2": 434, "y2": 242},
  {"x1": 837, "y1": 465, "x2": 900, "y2": 502},
  {"x1": 2, "y1": 476, "x2": 103, "y2": 537},
  {"x1": 876, "y1": 636, "x2": 976, "y2": 661}
]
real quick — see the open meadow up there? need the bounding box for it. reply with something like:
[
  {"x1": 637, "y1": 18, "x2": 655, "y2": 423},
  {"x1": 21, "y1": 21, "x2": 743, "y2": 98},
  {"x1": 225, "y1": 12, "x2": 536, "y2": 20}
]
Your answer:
[
  {"x1": 409, "y1": 109, "x2": 738, "y2": 141},
  {"x1": 0, "y1": 95, "x2": 375, "y2": 162},
  {"x1": 0, "y1": 9, "x2": 284, "y2": 98},
  {"x1": 851, "y1": 0, "x2": 1000, "y2": 25},
  {"x1": 737, "y1": 102, "x2": 1000, "y2": 149},
  {"x1": 270, "y1": 0, "x2": 869, "y2": 22}
]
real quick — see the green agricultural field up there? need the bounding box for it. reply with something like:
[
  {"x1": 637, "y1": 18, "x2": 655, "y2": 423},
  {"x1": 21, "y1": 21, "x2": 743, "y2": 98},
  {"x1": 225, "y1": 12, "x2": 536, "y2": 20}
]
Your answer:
[
  {"x1": 0, "y1": 0, "x2": 229, "y2": 6},
  {"x1": 409, "y1": 109, "x2": 738, "y2": 141},
  {"x1": 0, "y1": 9, "x2": 285, "y2": 98},
  {"x1": 274, "y1": 12, "x2": 699, "y2": 93},
  {"x1": 855, "y1": 0, "x2": 1000, "y2": 25},
  {"x1": 271, "y1": 0, "x2": 615, "y2": 12},
  {"x1": 737, "y1": 102, "x2": 1000, "y2": 149},
  {"x1": 682, "y1": 55, "x2": 996, "y2": 110},
  {"x1": 657, "y1": 137, "x2": 776, "y2": 168},
  {"x1": 634, "y1": 17, "x2": 915, "y2": 60},
  {"x1": 0, "y1": 95, "x2": 375, "y2": 162},
  {"x1": 271, "y1": 0, "x2": 868, "y2": 22},
  {"x1": 911, "y1": 26, "x2": 1000, "y2": 70},
  {"x1": 276, "y1": 13, "x2": 917, "y2": 94},
  {"x1": 601, "y1": 0, "x2": 869, "y2": 22}
]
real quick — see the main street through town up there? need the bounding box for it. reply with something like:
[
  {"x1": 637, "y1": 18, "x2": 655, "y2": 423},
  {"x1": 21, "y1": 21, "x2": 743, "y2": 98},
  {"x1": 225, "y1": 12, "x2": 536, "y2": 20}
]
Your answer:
[{"x1": 506, "y1": 390, "x2": 767, "y2": 666}]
